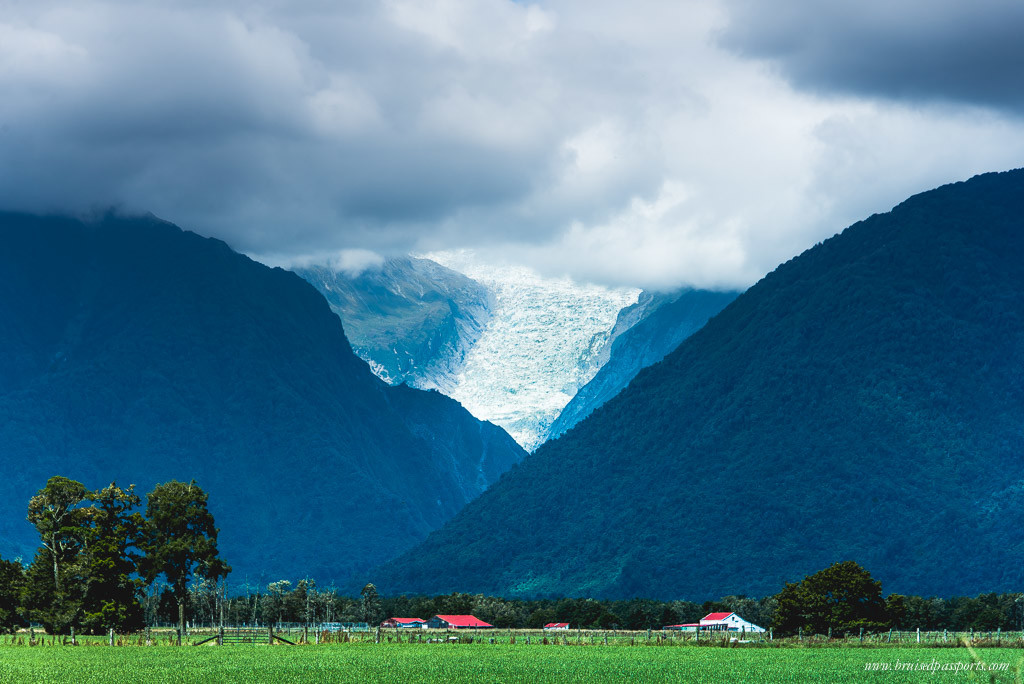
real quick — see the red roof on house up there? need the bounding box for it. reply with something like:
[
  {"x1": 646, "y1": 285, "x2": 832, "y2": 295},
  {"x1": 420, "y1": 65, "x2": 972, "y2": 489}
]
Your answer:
[
  {"x1": 385, "y1": 617, "x2": 425, "y2": 624},
  {"x1": 702, "y1": 612, "x2": 734, "y2": 621},
  {"x1": 434, "y1": 615, "x2": 493, "y2": 628},
  {"x1": 544, "y1": 623, "x2": 570, "y2": 629}
]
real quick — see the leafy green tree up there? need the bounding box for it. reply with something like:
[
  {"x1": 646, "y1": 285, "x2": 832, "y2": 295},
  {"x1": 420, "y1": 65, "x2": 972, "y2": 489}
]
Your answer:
[
  {"x1": 885, "y1": 593, "x2": 907, "y2": 628},
  {"x1": 20, "y1": 548, "x2": 84, "y2": 634},
  {"x1": 79, "y1": 483, "x2": 145, "y2": 634},
  {"x1": 285, "y1": 579, "x2": 313, "y2": 625},
  {"x1": 263, "y1": 580, "x2": 292, "y2": 626},
  {"x1": 527, "y1": 607, "x2": 557, "y2": 628},
  {"x1": 773, "y1": 561, "x2": 888, "y2": 636},
  {"x1": 438, "y1": 592, "x2": 474, "y2": 616},
  {"x1": 25, "y1": 476, "x2": 91, "y2": 633},
  {"x1": 140, "y1": 480, "x2": 229, "y2": 642},
  {"x1": 359, "y1": 583, "x2": 383, "y2": 625},
  {"x1": 0, "y1": 556, "x2": 26, "y2": 633}
]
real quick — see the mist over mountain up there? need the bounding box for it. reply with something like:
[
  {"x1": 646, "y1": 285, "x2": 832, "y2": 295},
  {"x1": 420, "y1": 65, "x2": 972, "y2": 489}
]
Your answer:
[
  {"x1": 547, "y1": 288, "x2": 739, "y2": 441},
  {"x1": 370, "y1": 169, "x2": 1024, "y2": 600},
  {"x1": 0, "y1": 212, "x2": 525, "y2": 583},
  {"x1": 295, "y1": 258, "x2": 492, "y2": 393}
]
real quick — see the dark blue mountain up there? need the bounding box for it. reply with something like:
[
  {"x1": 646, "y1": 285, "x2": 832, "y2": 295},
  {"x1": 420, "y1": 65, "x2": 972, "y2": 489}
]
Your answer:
[
  {"x1": 370, "y1": 169, "x2": 1024, "y2": 600},
  {"x1": 547, "y1": 288, "x2": 738, "y2": 441},
  {"x1": 0, "y1": 212, "x2": 525, "y2": 583}
]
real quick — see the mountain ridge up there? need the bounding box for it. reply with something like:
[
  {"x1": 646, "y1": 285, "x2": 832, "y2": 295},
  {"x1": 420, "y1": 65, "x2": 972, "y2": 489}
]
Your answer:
[
  {"x1": 0, "y1": 211, "x2": 526, "y2": 581},
  {"x1": 295, "y1": 258, "x2": 492, "y2": 393},
  {"x1": 368, "y1": 169, "x2": 1024, "y2": 600},
  {"x1": 547, "y1": 288, "x2": 739, "y2": 441}
]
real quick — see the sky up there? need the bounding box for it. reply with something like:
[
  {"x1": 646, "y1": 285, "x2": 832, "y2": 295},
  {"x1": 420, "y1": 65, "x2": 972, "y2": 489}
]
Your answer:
[{"x1": 2, "y1": 0, "x2": 1023, "y2": 290}]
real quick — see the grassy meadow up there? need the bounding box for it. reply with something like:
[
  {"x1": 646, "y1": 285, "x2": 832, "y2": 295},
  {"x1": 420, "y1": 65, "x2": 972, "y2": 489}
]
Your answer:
[{"x1": 1, "y1": 637, "x2": 1023, "y2": 683}]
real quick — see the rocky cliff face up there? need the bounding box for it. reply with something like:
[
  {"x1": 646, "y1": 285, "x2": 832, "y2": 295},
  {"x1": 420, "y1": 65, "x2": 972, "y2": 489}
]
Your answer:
[{"x1": 296, "y1": 257, "x2": 492, "y2": 393}]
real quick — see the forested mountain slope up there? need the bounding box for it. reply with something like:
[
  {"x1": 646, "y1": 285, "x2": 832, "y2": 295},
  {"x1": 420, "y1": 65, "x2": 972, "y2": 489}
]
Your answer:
[
  {"x1": 0, "y1": 212, "x2": 525, "y2": 582},
  {"x1": 371, "y1": 169, "x2": 1024, "y2": 600},
  {"x1": 547, "y1": 288, "x2": 738, "y2": 441}
]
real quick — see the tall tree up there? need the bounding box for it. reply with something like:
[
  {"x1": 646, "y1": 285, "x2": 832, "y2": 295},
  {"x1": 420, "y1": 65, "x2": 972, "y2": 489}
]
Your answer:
[
  {"x1": 773, "y1": 561, "x2": 888, "y2": 636},
  {"x1": 25, "y1": 476, "x2": 91, "y2": 634},
  {"x1": 0, "y1": 556, "x2": 26, "y2": 633},
  {"x1": 359, "y1": 583, "x2": 383, "y2": 625},
  {"x1": 80, "y1": 483, "x2": 145, "y2": 634},
  {"x1": 263, "y1": 580, "x2": 292, "y2": 627},
  {"x1": 141, "y1": 480, "x2": 229, "y2": 643},
  {"x1": 26, "y1": 477, "x2": 90, "y2": 596}
]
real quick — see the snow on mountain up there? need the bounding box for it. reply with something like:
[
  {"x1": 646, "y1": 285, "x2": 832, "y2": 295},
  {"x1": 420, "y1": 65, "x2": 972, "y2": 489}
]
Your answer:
[{"x1": 426, "y1": 250, "x2": 639, "y2": 451}]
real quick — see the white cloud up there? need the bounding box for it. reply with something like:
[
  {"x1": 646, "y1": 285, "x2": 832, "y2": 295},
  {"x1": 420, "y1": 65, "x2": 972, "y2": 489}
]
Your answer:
[
  {"x1": 2, "y1": 0, "x2": 1023, "y2": 290},
  {"x1": 257, "y1": 247, "x2": 385, "y2": 276}
]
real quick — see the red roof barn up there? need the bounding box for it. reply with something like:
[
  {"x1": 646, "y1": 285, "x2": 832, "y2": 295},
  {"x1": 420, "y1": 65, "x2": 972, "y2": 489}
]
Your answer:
[
  {"x1": 702, "y1": 612, "x2": 733, "y2": 622},
  {"x1": 427, "y1": 615, "x2": 493, "y2": 629}
]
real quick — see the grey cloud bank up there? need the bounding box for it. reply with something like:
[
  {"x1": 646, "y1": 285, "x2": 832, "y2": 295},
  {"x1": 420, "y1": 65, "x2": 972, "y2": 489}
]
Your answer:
[
  {"x1": 720, "y1": 0, "x2": 1024, "y2": 114},
  {"x1": 2, "y1": 0, "x2": 1023, "y2": 290}
]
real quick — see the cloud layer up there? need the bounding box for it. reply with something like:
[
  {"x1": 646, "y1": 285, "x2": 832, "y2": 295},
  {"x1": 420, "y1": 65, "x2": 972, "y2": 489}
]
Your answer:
[
  {"x1": 2, "y1": 0, "x2": 1023, "y2": 289},
  {"x1": 720, "y1": 0, "x2": 1024, "y2": 113}
]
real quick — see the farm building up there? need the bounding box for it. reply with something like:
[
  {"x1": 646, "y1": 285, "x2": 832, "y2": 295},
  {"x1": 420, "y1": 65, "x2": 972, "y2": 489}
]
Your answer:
[
  {"x1": 543, "y1": 623, "x2": 570, "y2": 630},
  {"x1": 663, "y1": 613, "x2": 765, "y2": 633},
  {"x1": 381, "y1": 617, "x2": 426, "y2": 629},
  {"x1": 700, "y1": 612, "x2": 765, "y2": 632},
  {"x1": 427, "y1": 615, "x2": 493, "y2": 629}
]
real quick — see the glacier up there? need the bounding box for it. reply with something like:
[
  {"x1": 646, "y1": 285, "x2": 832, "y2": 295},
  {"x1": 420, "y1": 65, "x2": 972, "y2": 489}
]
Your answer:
[{"x1": 426, "y1": 251, "x2": 639, "y2": 451}]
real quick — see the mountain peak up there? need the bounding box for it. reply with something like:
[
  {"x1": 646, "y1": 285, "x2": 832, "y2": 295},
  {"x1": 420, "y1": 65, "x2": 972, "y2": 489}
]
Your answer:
[{"x1": 369, "y1": 169, "x2": 1024, "y2": 600}]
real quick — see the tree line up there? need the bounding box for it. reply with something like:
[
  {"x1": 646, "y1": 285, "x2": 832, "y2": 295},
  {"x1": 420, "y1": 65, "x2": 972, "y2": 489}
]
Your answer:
[
  {"x1": 184, "y1": 561, "x2": 1024, "y2": 634},
  {"x1": 210, "y1": 563, "x2": 1024, "y2": 636},
  {"x1": 0, "y1": 476, "x2": 227, "y2": 641},
  {"x1": 1, "y1": 478, "x2": 1021, "y2": 637}
]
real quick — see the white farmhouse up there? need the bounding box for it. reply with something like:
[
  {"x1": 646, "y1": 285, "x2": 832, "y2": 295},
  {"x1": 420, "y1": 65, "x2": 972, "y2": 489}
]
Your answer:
[{"x1": 699, "y1": 612, "x2": 766, "y2": 633}]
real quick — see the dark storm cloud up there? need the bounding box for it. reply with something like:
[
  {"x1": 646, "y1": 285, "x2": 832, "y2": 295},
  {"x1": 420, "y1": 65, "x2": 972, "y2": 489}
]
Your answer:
[
  {"x1": 720, "y1": 0, "x2": 1024, "y2": 113},
  {"x1": 3, "y1": 1, "x2": 1024, "y2": 290},
  {"x1": 0, "y1": 1, "x2": 565, "y2": 255}
]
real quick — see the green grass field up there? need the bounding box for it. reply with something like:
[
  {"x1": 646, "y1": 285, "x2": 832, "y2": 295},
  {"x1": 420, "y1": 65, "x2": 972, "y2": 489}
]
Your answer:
[{"x1": 1, "y1": 643, "x2": 1022, "y2": 683}]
